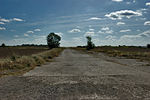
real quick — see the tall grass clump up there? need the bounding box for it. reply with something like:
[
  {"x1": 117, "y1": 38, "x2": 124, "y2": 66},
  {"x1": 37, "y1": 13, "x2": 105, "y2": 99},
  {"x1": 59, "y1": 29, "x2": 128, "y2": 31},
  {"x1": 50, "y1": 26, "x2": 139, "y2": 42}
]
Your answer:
[
  {"x1": 0, "y1": 48, "x2": 64, "y2": 76},
  {"x1": 32, "y1": 56, "x2": 45, "y2": 66}
]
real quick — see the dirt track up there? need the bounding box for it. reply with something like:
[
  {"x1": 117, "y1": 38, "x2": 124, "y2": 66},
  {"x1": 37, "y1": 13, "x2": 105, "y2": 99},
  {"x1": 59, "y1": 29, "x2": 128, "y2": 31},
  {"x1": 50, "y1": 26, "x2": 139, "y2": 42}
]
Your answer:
[{"x1": 0, "y1": 49, "x2": 150, "y2": 100}]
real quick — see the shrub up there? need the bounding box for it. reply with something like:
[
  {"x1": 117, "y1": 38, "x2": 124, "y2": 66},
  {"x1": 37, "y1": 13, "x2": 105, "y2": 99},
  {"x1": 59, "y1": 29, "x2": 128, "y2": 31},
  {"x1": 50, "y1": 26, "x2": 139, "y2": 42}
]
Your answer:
[
  {"x1": 32, "y1": 56, "x2": 45, "y2": 66},
  {"x1": 16, "y1": 56, "x2": 36, "y2": 67},
  {"x1": 0, "y1": 59, "x2": 12, "y2": 70},
  {"x1": 86, "y1": 36, "x2": 95, "y2": 50},
  {"x1": 147, "y1": 44, "x2": 150, "y2": 48}
]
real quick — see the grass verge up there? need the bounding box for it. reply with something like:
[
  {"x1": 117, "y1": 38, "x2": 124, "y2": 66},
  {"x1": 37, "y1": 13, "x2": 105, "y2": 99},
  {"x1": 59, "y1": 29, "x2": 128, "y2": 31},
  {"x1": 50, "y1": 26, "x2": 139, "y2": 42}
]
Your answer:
[
  {"x1": 73, "y1": 47, "x2": 150, "y2": 62},
  {"x1": 0, "y1": 48, "x2": 64, "y2": 77}
]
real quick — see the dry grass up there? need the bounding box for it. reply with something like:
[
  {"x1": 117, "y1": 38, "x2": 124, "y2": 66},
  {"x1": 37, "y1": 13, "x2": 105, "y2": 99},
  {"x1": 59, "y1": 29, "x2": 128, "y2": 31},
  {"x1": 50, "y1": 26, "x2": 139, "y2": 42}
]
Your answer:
[
  {"x1": 74, "y1": 46, "x2": 150, "y2": 62},
  {"x1": 0, "y1": 48, "x2": 64, "y2": 77},
  {"x1": 0, "y1": 47, "x2": 48, "y2": 59}
]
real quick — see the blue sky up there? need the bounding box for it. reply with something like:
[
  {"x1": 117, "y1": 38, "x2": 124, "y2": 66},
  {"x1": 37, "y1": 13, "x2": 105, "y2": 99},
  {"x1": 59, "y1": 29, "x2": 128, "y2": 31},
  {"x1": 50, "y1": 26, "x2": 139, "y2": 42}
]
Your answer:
[{"x1": 0, "y1": 0, "x2": 150, "y2": 46}]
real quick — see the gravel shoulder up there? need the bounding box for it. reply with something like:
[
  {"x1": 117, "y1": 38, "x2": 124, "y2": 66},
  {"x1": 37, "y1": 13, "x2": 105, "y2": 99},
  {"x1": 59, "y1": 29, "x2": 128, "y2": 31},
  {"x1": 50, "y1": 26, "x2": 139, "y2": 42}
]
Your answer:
[{"x1": 0, "y1": 49, "x2": 150, "y2": 100}]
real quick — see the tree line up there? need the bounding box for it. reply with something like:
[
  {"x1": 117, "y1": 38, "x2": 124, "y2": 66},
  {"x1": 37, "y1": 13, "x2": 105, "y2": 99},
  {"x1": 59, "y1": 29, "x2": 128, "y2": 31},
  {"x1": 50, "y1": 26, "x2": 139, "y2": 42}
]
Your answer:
[{"x1": 1, "y1": 32, "x2": 150, "y2": 49}]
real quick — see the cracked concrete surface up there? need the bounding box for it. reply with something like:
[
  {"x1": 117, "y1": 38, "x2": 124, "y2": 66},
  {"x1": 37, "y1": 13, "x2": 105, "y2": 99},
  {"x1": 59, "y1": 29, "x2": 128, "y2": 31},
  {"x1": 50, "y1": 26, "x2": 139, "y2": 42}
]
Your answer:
[{"x1": 0, "y1": 49, "x2": 150, "y2": 100}]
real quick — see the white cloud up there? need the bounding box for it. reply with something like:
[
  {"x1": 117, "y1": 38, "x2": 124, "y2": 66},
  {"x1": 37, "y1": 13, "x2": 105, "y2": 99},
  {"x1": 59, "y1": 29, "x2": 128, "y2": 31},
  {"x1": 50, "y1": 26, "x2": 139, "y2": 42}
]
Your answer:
[
  {"x1": 0, "y1": 18, "x2": 10, "y2": 22},
  {"x1": 14, "y1": 35, "x2": 19, "y2": 38},
  {"x1": 84, "y1": 31, "x2": 95, "y2": 37},
  {"x1": 98, "y1": 27, "x2": 113, "y2": 34},
  {"x1": 87, "y1": 17, "x2": 102, "y2": 21},
  {"x1": 88, "y1": 25, "x2": 92, "y2": 28},
  {"x1": 63, "y1": 30, "x2": 150, "y2": 46},
  {"x1": 139, "y1": 30, "x2": 150, "y2": 37},
  {"x1": 0, "y1": 27, "x2": 6, "y2": 30},
  {"x1": 126, "y1": 2, "x2": 131, "y2": 4},
  {"x1": 144, "y1": 21, "x2": 150, "y2": 26},
  {"x1": 118, "y1": 33, "x2": 148, "y2": 46},
  {"x1": 34, "y1": 29, "x2": 41, "y2": 32},
  {"x1": 137, "y1": 8, "x2": 147, "y2": 14},
  {"x1": 1, "y1": 35, "x2": 48, "y2": 46},
  {"x1": 97, "y1": 31, "x2": 104, "y2": 34},
  {"x1": 119, "y1": 33, "x2": 143, "y2": 45},
  {"x1": 146, "y1": 2, "x2": 150, "y2": 6},
  {"x1": 89, "y1": 28, "x2": 94, "y2": 31},
  {"x1": 86, "y1": 31, "x2": 95, "y2": 34},
  {"x1": 24, "y1": 33, "x2": 29, "y2": 37},
  {"x1": 140, "y1": 18, "x2": 146, "y2": 20},
  {"x1": 55, "y1": 32, "x2": 63, "y2": 37},
  {"x1": 137, "y1": 8, "x2": 147, "y2": 12},
  {"x1": 76, "y1": 26, "x2": 80, "y2": 28},
  {"x1": 0, "y1": 22, "x2": 5, "y2": 24},
  {"x1": 72, "y1": 37, "x2": 84, "y2": 43},
  {"x1": 105, "y1": 30, "x2": 113, "y2": 34},
  {"x1": 105, "y1": 10, "x2": 142, "y2": 20},
  {"x1": 0, "y1": 17, "x2": 24, "y2": 23},
  {"x1": 137, "y1": 29, "x2": 140, "y2": 32},
  {"x1": 120, "y1": 30, "x2": 150, "y2": 43},
  {"x1": 120, "y1": 29, "x2": 131, "y2": 32},
  {"x1": 112, "y1": 0, "x2": 123, "y2": 2},
  {"x1": 61, "y1": 37, "x2": 85, "y2": 47},
  {"x1": 23, "y1": 30, "x2": 39, "y2": 37},
  {"x1": 69, "y1": 29, "x2": 81, "y2": 33},
  {"x1": 101, "y1": 27, "x2": 109, "y2": 31},
  {"x1": 126, "y1": 0, "x2": 136, "y2": 5},
  {"x1": 11, "y1": 35, "x2": 47, "y2": 45},
  {"x1": 25, "y1": 29, "x2": 40, "y2": 36},
  {"x1": 105, "y1": 35, "x2": 116, "y2": 41},
  {"x1": 27, "y1": 31, "x2": 34, "y2": 34},
  {"x1": 12, "y1": 18, "x2": 24, "y2": 22},
  {"x1": 117, "y1": 22, "x2": 125, "y2": 25},
  {"x1": 120, "y1": 35, "x2": 141, "y2": 40}
]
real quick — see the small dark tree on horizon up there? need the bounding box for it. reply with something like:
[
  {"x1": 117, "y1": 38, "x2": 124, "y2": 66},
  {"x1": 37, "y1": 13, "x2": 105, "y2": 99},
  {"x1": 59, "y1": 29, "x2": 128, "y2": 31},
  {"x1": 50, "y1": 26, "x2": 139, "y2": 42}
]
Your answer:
[
  {"x1": 1, "y1": 43, "x2": 6, "y2": 47},
  {"x1": 147, "y1": 44, "x2": 150, "y2": 48},
  {"x1": 47, "y1": 32, "x2": 61, "y2": 49},
  {"x1": 86, "y1": 36, "x2": 95, "y2": 50}
]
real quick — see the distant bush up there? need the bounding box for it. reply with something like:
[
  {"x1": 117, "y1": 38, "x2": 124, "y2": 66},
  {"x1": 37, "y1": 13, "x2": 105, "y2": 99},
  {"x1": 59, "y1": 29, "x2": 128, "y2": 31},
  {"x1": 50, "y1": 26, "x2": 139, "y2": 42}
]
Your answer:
[
  {"x1": 21, "y1": 44, "x2": 47, "y2": 47},
  {"x1": 11, "y1": 55, "x2": 17, "y2": 61},
  {"x1": 147, "y1": 44, "x2": 150, "y2": 48},
  {"x1": 86, "y1": 36, "x2": 95, "y2": 50},
  {"x1": 77, "y1": 46, "x2": 86, "y2": 48}
]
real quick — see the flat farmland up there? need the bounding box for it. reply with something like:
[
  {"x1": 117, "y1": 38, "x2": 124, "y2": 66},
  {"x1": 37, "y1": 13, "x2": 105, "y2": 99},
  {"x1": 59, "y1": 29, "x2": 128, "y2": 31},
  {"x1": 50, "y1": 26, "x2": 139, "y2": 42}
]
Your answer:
[{"x1": 0, "y1": 47, "x2": 48, "y2": 59}]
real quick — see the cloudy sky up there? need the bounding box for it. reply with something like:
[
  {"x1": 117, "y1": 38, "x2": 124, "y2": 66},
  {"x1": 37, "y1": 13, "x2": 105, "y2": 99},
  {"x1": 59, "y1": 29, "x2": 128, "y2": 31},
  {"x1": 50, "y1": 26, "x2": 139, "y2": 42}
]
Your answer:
[{"x1": 0, "y1": 0, "x2": 150, "y2": 46}]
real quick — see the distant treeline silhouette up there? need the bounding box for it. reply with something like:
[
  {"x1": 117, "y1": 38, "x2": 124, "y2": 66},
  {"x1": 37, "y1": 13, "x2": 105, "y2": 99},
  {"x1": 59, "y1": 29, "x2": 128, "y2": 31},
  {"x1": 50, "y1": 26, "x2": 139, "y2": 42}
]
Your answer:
[
  {"x1": 21, "y1": 44, "x2": 47, "y2": 47},
  {"x1": 0, "y1": 43, "x2": 48, "y2": 47},
  {"x1": 77, "y1": 45, "x2": 149, "y2": 48}
]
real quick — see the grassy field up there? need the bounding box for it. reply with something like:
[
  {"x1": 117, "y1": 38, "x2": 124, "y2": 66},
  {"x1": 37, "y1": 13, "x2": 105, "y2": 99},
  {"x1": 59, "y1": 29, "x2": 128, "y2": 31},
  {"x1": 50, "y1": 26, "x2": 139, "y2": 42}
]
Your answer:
[
  {"x1": 0, "y1": 47, "x2": 48, "y2": 59},
  {"x1": 0, "y1": 47, "x2": 64, "y2": 77},
  {"x1": 74, "y1": 46, "x2": 150, "y2": 62}
]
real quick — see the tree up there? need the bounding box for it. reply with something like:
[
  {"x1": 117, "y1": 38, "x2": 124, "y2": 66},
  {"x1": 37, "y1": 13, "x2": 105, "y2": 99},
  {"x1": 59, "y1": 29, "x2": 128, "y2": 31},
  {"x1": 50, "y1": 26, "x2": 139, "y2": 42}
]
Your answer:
[
  {"x1": 86, "y1": 36, "x2": 95, "y2": 50},
  {"x1": 1, "y1": 43, "x2": 5, "y2": 47},
  {"x1": 147, "y1": 44, "x2": 150, "y2": 48},
  {"x1": 47, "y1": 32, "x2": 61, "y2": 49}
]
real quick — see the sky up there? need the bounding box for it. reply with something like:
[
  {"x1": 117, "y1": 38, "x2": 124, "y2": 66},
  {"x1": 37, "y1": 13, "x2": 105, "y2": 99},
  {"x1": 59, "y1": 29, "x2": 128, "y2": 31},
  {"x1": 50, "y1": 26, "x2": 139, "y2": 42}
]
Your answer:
[{"x1": 0, "y1": 0, "x2": 150, "y2": 46}]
